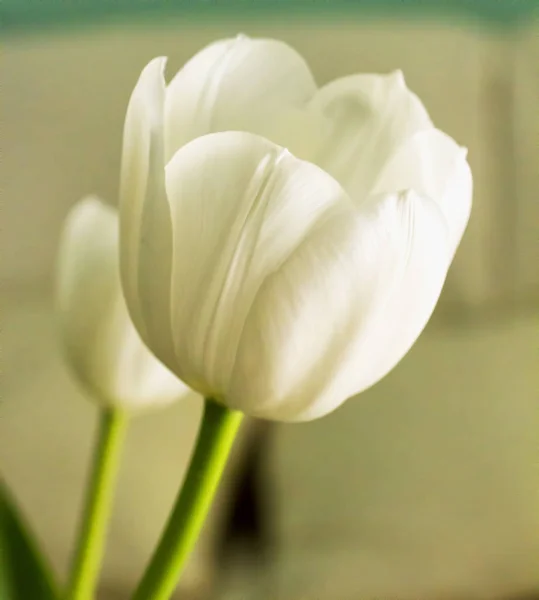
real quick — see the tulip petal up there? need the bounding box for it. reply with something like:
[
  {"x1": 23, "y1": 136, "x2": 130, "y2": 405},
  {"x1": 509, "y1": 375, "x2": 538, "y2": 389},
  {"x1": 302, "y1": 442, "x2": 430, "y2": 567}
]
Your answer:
[
  {"x1": 164, "y1": 35, "x2": 317, "y2": 160},
  {"x1": 230, "y1": 190, "x2": 450, "y2": 421},
  {"x1": 119, "y1": 57, "x2": 177, "y2": 372},
  {"x1": 164, "y1": 131, "x2": 351, "y2": 397},
  {"x1": 371, "y1": 129, "x2": 473, "y2": 256},
  {"x1": 57, "y1": 198, "x2": 187, "y2": 409},
  {"x1": 308, "y1": 72, "x2": 433, "y2": 202}
]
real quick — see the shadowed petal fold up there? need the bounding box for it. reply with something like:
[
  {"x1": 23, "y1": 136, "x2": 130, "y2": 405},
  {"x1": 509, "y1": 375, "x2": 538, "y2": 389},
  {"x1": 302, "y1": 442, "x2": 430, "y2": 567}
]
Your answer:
[
  {"x1": 308, "y1": 72, "x2": 433, "y2": 202},
  {"x1": 371, "y1": 128, "x2": 473, "y2": 255}
]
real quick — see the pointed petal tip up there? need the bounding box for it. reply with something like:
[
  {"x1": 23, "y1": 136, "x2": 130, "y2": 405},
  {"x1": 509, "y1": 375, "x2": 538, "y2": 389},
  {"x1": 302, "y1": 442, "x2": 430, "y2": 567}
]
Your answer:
[
  {"x1": 137, "y1": 56, "x2": 168, "y2": 91},
  {"x1": 128, "y1": 55, "x2": 168, "y2": 131},
  {"x1": 147, "y1": 55, "x2": 168, "y2": 73}
]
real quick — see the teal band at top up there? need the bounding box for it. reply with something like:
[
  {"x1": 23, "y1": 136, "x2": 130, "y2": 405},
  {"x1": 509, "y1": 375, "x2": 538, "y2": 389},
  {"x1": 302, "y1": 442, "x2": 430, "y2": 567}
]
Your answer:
[{"x1": 2, "y1": 0, "x2": 538, "y2": 36}]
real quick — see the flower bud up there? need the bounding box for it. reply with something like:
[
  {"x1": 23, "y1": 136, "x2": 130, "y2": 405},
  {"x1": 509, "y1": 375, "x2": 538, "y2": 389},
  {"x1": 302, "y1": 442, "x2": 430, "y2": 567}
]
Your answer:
[{"x1": 56, "y1": 197, "x2": 188, "y2": 409}]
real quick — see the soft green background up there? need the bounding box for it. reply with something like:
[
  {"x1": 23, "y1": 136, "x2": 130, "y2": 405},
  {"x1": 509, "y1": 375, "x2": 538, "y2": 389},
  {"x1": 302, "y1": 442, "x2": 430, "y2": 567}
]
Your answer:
[{"x1": 2, "y1": 10, "x2": 539, "y2": 600}]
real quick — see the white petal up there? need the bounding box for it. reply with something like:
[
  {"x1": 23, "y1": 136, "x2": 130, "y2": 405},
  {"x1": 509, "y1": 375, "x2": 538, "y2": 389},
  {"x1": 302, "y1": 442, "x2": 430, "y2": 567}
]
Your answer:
[
  {"x1": 164, "y1": 131, "x2": 351, "y2": 399},
  {"x1": 57, "y1": 198, "x2": 187, "y2": 409},
  {"x1": 230, "y1": 190, "x2": 450, "y2": 422},
  {"x1": 308, "y1": 71, "x2": 433, "y2": 202},
  {"x1": 119, "y1": 57, "x2": 177, "y2": 372},
  {"x1": 371, "y1": 128, "x2": 473, "y2": 256},
  {"x1": 164, "y1": 35, "x2": 317, "y2": 160}
]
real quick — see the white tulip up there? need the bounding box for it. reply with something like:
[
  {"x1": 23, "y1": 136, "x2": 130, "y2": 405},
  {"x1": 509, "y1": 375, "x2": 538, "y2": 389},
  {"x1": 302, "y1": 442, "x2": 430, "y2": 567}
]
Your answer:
[
  {"x1": 56, "y1": 197, "x2": 188, "y2": 409},
  {"x1": 119, "y1": 36, "x2": 472, "y2": 422}
]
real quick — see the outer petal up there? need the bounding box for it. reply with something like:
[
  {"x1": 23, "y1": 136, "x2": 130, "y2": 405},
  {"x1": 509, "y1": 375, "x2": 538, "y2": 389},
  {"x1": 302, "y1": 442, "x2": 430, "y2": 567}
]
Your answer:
[
  {"x1": 57, "y1": 198, "x2": 187, "y2": 409},
  {"x1": 119, "y1": 57, "x2": 177, "y2": 372},
  {"x1": 164, "y1": 35, "x2": 317, "y2": 161},
  {"x1": 308, "y1": 72, "x2": 433, "y2": 202},
  {"x1": 371, "y1": 129, "x2": 473, "y2": 256},
  {"x1": 230, "y1": 190, "x2": 451, "y2": 422},
  {"x1": 164, "y1": 131, "x2": 351, "y2": 398}
]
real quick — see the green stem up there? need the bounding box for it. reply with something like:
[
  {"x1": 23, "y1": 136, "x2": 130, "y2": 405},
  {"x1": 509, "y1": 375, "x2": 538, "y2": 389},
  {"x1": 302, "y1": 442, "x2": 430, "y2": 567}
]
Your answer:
[
  {"x1": 132, "y1": 398, "x2": 243, "y2": 600},
  {"x1": 67, "y1": 408, "x2": 127, "y2": 600}
]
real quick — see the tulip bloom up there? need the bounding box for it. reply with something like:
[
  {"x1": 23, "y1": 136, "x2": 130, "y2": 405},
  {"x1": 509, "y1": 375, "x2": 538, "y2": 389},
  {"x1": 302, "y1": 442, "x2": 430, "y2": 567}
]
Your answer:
[
  {"x1": 119, "y1": 36, "x2": 472, "y2": 422},
  {"x1": 56, "y1": 197, "x2": 187, "y2": 409}
]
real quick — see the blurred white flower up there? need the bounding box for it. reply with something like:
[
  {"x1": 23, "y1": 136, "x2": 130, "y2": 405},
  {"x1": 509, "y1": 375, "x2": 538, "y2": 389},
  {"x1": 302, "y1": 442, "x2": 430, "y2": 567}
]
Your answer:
[
  {"x1": 119, "y1": 35, "x2": 472, "y2": 421},
  {"x1": 56, "y1": 197, "x2": 188, "y2": 409}
]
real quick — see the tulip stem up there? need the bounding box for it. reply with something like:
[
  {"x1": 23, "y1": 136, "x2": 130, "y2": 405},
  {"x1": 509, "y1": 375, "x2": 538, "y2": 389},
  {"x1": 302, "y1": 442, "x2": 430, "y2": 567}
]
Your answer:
[
  {"x1": 132, "y1": 398, "x2": 243, "y2": 600},
  {"x1": 67, "y1": 408, "x2": 127, "y2": 600}
]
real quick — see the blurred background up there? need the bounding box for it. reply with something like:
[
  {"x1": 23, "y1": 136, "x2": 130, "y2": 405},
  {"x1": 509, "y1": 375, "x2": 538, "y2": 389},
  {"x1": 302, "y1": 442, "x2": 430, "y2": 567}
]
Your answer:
[{"x1": 2, "y1": 3, "x2": 538, "y2": 599}]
